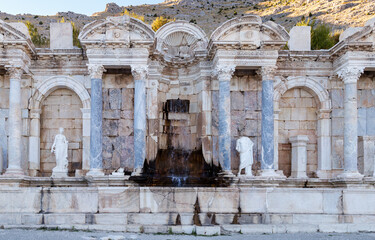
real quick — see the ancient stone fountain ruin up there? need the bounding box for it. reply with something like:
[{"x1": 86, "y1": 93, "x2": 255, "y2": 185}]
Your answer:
[{"x1": 1, "y1": 14, "x2": 375, "y2": 234}]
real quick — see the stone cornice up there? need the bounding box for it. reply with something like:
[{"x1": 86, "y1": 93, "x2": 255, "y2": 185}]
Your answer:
[{"x1": 87, "y1": 64, "x2": 106, "y2": 79}]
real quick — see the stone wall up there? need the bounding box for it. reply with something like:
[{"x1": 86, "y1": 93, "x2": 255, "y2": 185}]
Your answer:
[
  {"x1": 40, "y1": 89, "x2": 83, "y2": 176},
  {"x1": 278, "y1": 88, "x2": 318, "y2": 177},
  {"x1": 101, "y1": 74, "x2": 134, "y2": 173}
]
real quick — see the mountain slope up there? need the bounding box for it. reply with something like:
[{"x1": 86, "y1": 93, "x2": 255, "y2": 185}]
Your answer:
[{"x1": 1, "y1": 0, "x2": 374, "y2": 41}]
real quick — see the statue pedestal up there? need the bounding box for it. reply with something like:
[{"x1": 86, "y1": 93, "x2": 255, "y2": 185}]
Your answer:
[{"x1": 52, "y1": 169, "x2": 68, "y2": 178}]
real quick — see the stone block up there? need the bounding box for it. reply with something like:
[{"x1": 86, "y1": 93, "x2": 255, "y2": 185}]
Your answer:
[
  {"x1": 267, "y1": 189, "x2": 323, "y2": 214},
  {"x1": 366, "y1": 108, "x2": 375, "y2": 135},
  {"x1": 119, "y1": 119, "x2": 133, "y2": 136},
  {"x1": 44, "y1": 214, "x2": 86, "y2": 225},
  {"x1": 343, "y1": 190, "x2": 375, "y2": 215},
  {"x1": 42, "y1": 188, "x2": 98, "y2": 213},
  {"x1": 286, "y1": 224, "x2": 318, "y2": 233},
  {"x1": 331, "y1": 118, "x2": 344, "y2": 136},
  {"x1": 98, "y1": 188, "x2": 140, "y2": 213},
  {"x1": 289, "y1": 26, "x2": 311, "y2": 51},
  {"x1": 128, "y1": 213, "x2": 176, "y2": 225},
  {"x1": 103, "y1": 120, "x2": 118, "y2": 137},
  {"x1": 198, "y1": 188, "x2": 239, "y2": 213},
  {"x1": 244, "y1": 91, "x2": 257, "y2": 111},
  {"x1": 121, "y1": 88, "x2": 134, "y2": 111},
  {"x1": 339, "y1": 27, "x2": 362, "y2": 41},
  {"x1": 0, "y1": 188, "x2": 41, "y2": 213},
  {"x1": 50, "y1": 23, "x2": 73, "y2": 49},
  {"x1": 170, "y1": 225, "x2": 196, "y2": 234},
  {"x1": 240, "y1": 188, "x2": 266, "y2": 213},
  {"x1": 195, "y1": 226, "x2": 220, "y2": 236},
  {"x1": 331, "y1": 89, "x2": 344, "y2": 109},
  {"x1": 108, "y1": 89, "x2": 121, "y2": 110},
  {"x1": 231, "y1": 92, "x2": 244, "y2": 110}
]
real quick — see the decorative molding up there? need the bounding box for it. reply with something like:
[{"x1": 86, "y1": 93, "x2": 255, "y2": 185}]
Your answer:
[
  {"x1": 87, "y1": 64, "x2": 106, "y2": 79},
  {"x1": 131, "y1": 65, "x2": 148, "y2": 80},
  {"x1": 215, "y1": 65, "x2": 236, "y2": 81},
  {"x1": 337, "y1": 66, "x2": 365, "y2": 84}
]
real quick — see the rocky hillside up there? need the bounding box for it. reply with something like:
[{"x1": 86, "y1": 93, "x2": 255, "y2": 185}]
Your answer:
[{"x1": 1, "y1": 0, "x2": 374, "y2": 41}]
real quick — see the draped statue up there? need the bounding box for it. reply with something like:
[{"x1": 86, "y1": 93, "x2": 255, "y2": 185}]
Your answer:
[
  {"x1": 236, "y1": 137, "x2": 254, "y2": 177},
  {"x1": 51, "y1": 127, "x2": 69, "y2": 177}
]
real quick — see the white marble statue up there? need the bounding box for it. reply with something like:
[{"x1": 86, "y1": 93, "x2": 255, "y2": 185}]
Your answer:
[
  {"x1": 236, "y1": 137, "x2": 254, "y2": 177},
  {"x1": 51, "y1": 127, "x2": 69, "y2": 177}
]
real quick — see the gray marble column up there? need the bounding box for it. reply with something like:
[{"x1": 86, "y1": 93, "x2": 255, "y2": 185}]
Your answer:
[
  {"x1": 216, "y1": 65, "x2": 235, "y2": 175},
  {"x1": 337, "y1": 66, "x2": 364, "y2": 179},
  {"x1": 131, "y1": 65, "x2": 148, "y2": 176},
  {"x1": 87, "y1": 64, "x2": 106, "y2": 176},
  {"x1": 5, "y1": 66, "x2": 24, "y2": 176},
  {"x1": 258, "y1": 66, "x2": 279, "y2": 177}
]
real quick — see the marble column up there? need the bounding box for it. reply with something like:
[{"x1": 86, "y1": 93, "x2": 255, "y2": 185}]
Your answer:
[
  {"x1": 5, "y1": 66, "x2": 24, "y2": 176},
  {"x1": 258, "y1": 66, "x2": 279, "y2": 177},
  {"x1": 337, "y1": 66, "x2": 364, "y2": 179},
  {"x1": 28, "y1": 109, "x2": 41, "y2": 177},
  {"x1": 131, "y1": 65, "x2": 148, "y2": 176},
  {"x1": 216, "y1": 65, "x2": 235, "y2": 175},
  {"x1": 289, "y1": 135, "x2": 309, "y2": 178},
  {"x1": 87, "y1": 64, "x2": 106, "y2": 176}
]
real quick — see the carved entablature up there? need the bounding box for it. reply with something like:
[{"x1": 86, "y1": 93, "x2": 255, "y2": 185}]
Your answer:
[
  {"x1": 208, "y1": 15, "x2": 289, "y2": 55},
  {"x1": 154, "y1": 20, "x2": 208, "y2": 65},
  {"x1": 78, "y1": 16, "x2": 154, "y2": 49},
  {"x1": 0, "y1": 20, "x2": 34, "y2": 70}
]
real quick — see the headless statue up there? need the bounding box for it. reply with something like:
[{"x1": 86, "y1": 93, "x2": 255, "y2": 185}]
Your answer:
[
  {"x1": 51, "y1": 127, "x2": 69, "y2": 177},
  {"x1": 236, "y1": 137, "x2": 254, "y2": 177}
]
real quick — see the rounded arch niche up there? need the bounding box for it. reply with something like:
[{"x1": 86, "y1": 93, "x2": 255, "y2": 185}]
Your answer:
[
  {"x1": 28, "y1": 76, "x2": 91, "y2": 177},
  {"x1": 274, "y1": 77, "x2": 331, "y2": 178}
]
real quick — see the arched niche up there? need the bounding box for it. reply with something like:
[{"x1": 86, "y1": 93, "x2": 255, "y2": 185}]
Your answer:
[
  {"x1": 274, "y1": 77, "x2": 331, "y2": 178},
  {"x1": 28, "y1": 76, "x2": 90, "y2": 176}
]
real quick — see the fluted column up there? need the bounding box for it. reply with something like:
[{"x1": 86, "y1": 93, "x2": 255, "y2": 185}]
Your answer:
[
  {"x1": 131, "y1": 65, "x2": 148, "y2": 176},
  {"x1": 337, "y1": 66, "x2": 364, "y2": 179},
  {"x1": 5, "y1": 66, "x2": 24, "y2": 176},
  {"x1": 258, "y1": 66, "x2": 279, "y2": 177},
  {"x1": 216, "y1": 65, "x2": 235, "y2": 175},
  {"x1": 87, "y1": 64, "x2": 106, "y2": 176}
]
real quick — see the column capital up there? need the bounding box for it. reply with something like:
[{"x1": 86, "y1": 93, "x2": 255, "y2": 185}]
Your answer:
[
  {"x1": 317, "y1": 109, "x2": 331, "y2": 119},
  {"x1": 337, "y1": 66, "x2": 364, "y2": 84},
  {"x1": 131, "y1": 65, "x2": 148, "y2": 81},
  {"x1": 257, "y1": 66, "x2": 277, "y2": 80},
  {"x1": 5, "y1": 66, "x2": 23, "y2": 79},
  {"x1": 30, "y1": 109, "x2": 42, "y2": 119},
  {"x1": 87, "y1": 64, "x2": 106, "y2": 79},
  {"x1": 215, "y1": 65, "x2": 235, "y2": 82}
]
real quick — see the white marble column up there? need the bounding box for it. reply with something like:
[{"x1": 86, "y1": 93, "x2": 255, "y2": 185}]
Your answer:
[
  {"x1": 289, "y1": 135, "x2": 309, "y2": 178},
  {"x1": 317, "y1": 109, "x2": 332, "y2": 178},
  {"x1": 87, "y1": 64, "x2": 106, "y2": 176},
  {"x1": 216, "y1": 65, "x2": 235, "y2": 175},
  {"x1": 131, "y1": 65, "x2": 148, "y2": 176},
  {"x1": 258, "y1": 66, "x2": 280, "y2": 177},
  {"x1": 81, "y1": 108, "x2": 91, "y2": 174},
  {"x1": 5, "y1": 66, "x2": 24, "y2": 176},
  {"x1": 337, "y1": 66, "x2": 364, "y2": 179},
  {"x1": 28, "y1": 109, "x2": 41, "y2": 177}
]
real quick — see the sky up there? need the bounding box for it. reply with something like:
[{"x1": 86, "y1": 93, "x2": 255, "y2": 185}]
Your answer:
[{"x1": 0, "y1": 0, "x2": 164, "y2": 16}]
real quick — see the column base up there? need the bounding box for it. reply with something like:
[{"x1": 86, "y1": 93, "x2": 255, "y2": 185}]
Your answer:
[
  {"x1": 316, "y1": 170, "x2": 331, "y2": 179},
  {"x1": 290, "y1": 171, "x2": 308, "y2": 179},
  {"x1": 4, "y1": 168, "x2": 24, "y2": 176},
  {"x1": 257, "y1": 169, "x2": 286, "y2": 179},
  {"x1": 218, "y1": 170, "x2": 235, "y2": 178},
  {"x1": 336, "y1": 171, "x2": 364, "y2": 180},
  {"x1": 86, "y1": 168, "x2": 105, "y2": 176},
  {"x1": 131, "y1": 168, "x2": 143, "y2": 177}
]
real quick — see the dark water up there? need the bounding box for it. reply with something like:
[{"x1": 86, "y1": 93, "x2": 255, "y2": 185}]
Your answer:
[{"x1": 131, "y1": 99, "x2": 225, "y2": 187}]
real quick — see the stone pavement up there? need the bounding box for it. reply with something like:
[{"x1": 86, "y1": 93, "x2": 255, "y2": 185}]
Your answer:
[{"x1": 0, "y1": 229, "x2": 375, "y2": 240}]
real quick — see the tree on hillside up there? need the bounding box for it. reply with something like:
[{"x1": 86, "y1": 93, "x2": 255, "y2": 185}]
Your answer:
[
  {"x1": 122, "y1": 9, "x2": 145, "y2": 22},
  {"x1": 25, "y1": 21, "x2": 49, "y2": 47},
  {"x1": 294, "y1": 17, "x2": 340, "y2": 50},
  {"x1": 151, "y1": 16, "x2": 175, "y2": 31}
]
